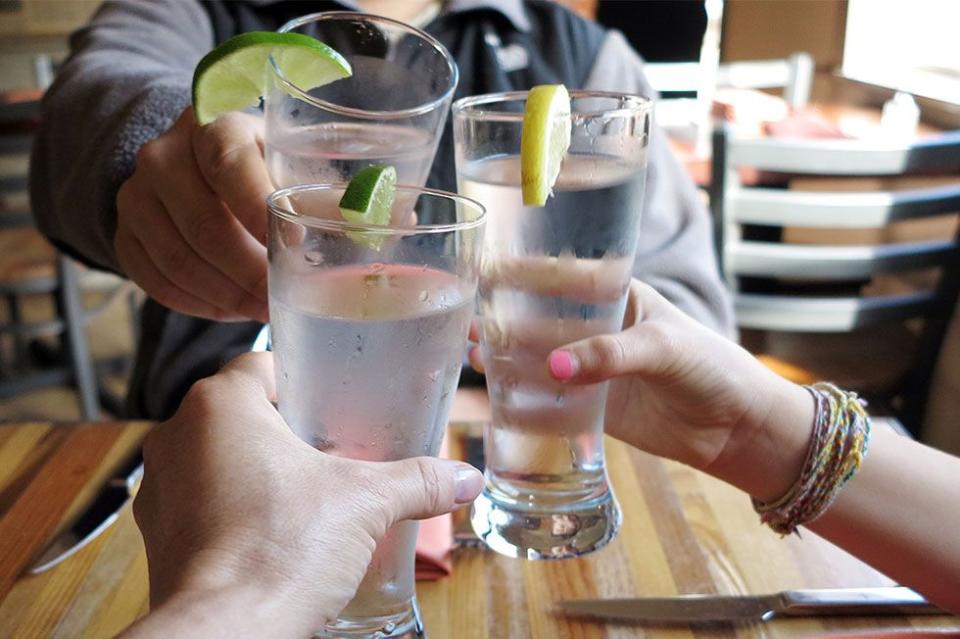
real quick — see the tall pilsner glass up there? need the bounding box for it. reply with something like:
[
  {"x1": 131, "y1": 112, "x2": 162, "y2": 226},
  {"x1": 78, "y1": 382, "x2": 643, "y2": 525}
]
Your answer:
[
  {"x1": 264, "y1": 11, "x2": 457, "y2": 187},
  {"x1": 453, "y1": 91, "x2": 652, "y2": 559},
  {"x1": 268, "y1": 185, "x2": 484, "y2": 637}
]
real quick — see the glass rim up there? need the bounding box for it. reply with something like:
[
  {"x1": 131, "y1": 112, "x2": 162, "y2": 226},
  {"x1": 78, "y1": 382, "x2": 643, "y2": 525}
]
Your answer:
[
  {"x1": 270, "y1": 11, "x2": 459, "y2": 121},
  {"x1": 267, "y1": 183, "x2": 486, "y2": 234},
  {"x1": 452, "y1": 90, "x2": 653, "y2": 122}
]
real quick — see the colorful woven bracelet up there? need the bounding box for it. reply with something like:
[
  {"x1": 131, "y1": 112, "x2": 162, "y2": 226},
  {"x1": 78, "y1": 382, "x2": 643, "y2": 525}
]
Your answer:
[{"x1": 752, "y1": 382, "x2": 872, "y2": 536}]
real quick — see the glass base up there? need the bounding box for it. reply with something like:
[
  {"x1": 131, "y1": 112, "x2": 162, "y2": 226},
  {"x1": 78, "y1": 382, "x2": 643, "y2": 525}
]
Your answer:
[
  {"x1": 470, "y1": 486, "x2": 622, "y2": 559},
  {"x1": 313, "y1": 599, "x2": 424, "y2": 639}
]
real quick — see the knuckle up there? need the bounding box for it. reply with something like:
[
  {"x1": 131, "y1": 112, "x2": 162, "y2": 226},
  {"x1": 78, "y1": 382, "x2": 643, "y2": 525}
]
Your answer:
[
  {"x1": 153, "y1": 239, "x2": 192, "y2": 274},
  {"x1": 592, "y1": 334, "x2": 627, "y2": 373},
  {"x1": 181, "y1": 377, "x2": 221, "y2": 417},
  {"x1": 413, "y1": 458, "x2": 445, "y2": 513},
  {"x1": 195, "y1": 118, "x2": 253, "y2": 184},
  {"x1": 185, "y1": 209, "x2": 226, "y2": 250},
  {"x1": 645, "y1": 321, "x2": 681, "y2": 360},
  {"x1": 131, "y1": 491, "x2": 147, "y2": 527},
  {"x1": 135, "y1": 138, "x2": 163, "y2": 169},
  {"x1": 115, "y1": 180, "x2": 134, "y2": 214},
  {"x1": 140, "y1": 429, "x2": 159, "y2": 469}
]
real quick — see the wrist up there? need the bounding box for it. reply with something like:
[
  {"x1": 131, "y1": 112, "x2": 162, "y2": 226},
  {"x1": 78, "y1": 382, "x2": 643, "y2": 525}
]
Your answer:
[
  {"x1": 705, "y1": 375, "x2": 815, "y2": 503},
  {"x1": 127, "y1": 580, "x2": 326, "y2": 639}
]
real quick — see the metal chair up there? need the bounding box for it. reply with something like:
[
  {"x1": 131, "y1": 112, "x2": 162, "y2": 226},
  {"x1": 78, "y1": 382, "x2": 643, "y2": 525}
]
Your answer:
[
  {"x1": 710, "y1": 125, "x2": 960, "y2": 433},
  {"x1": 0, "y1": 98, "x2": 136, "y2": 420},
  {"x1": 646, "y1": 53, "x2": 815, "y2": 110}
]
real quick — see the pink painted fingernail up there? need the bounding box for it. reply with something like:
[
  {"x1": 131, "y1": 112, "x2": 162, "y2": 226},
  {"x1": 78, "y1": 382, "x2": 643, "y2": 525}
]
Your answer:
[{"x1": 549, "y1": 350, "x2": 578, "y2": 380}]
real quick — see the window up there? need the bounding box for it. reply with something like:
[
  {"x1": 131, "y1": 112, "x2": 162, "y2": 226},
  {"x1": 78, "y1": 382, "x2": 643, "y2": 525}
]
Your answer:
[{"x1": 842, "y1": 0, "x2": 960, "y2": 104}]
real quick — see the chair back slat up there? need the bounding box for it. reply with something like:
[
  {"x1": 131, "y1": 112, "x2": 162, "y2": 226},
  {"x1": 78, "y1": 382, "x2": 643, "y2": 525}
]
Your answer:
[
  {"x1": 728, "y1": 239, "x2": 958, "y2": 280},
  {"x1": 727, "y1": 131, "x2": 960, "y2": 175},
  {"x1": 730, "y1": 184, "x2": 960, "y2": 227},
  {"x1": 735, "y1": 291, "x2": 937, "y2": 332}
]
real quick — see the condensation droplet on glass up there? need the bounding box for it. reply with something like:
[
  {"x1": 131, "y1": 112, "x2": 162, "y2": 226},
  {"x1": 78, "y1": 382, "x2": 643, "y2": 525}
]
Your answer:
[
  {"x1": 428, "y1": 370, "x2": 440, "y2": 382},
  {"x1": 304, "y1": 250, "x2": 324, "y2": 265},
  {"x1": 418, "y1": 290, "x2": 429, "y2": 302}
]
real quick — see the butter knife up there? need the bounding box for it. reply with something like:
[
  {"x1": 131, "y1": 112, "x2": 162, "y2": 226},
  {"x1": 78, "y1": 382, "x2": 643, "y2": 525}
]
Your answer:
[
  {"x1": 26, "y1": 452, "x2": 144, "y2": 575},
  {"x1": 557, "y1": 587, "x2": 944, "y2": 623}
]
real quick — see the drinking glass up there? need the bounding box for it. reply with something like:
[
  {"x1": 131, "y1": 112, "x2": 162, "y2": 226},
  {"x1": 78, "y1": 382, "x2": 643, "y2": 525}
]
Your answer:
[
  {"x1": 453, "y1": 91, "x2": 652, "y2": 559},
  {"x1": 267, "y1": 184, "x2": 484, "y2": 638},
  {"x1": 264, "y1": 11, "x2": 457, "y2": 187}
]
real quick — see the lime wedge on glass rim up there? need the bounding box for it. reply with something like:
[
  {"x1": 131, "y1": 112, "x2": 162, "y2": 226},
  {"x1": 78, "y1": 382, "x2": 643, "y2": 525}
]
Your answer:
[
  {"x1": 339, "y1": 165, "x2": 397, "y2": 251},
  {"x1": 520, "y1": 84, "x2": 572, "y2": 207},
  {"x1": 191, "y1": 31, "x2": 352, "y2": 125}
]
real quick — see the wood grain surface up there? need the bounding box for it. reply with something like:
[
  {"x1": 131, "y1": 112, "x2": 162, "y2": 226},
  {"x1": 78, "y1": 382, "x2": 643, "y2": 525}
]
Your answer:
[{"x1": 1, "y1": 421, "x2": 957, "y2": 638}]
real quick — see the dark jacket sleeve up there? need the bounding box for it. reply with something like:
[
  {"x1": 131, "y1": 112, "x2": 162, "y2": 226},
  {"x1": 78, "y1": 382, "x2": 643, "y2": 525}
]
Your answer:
[
  {"x1": 30, "y1": 0, "x2": 213, "y2": 272},
  {"x1": 584, "y1": 30, "x2": 736, "y2": 337}
]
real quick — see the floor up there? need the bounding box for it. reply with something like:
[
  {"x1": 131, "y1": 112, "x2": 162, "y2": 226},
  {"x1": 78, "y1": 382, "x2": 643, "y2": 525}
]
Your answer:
[{"x1": 0, "y1": 285, "x2": 136, "y2": 422}]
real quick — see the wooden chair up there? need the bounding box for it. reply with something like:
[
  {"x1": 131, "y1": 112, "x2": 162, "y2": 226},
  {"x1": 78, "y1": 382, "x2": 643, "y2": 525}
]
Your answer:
[
  {"x1": 0, "y1": 98, "x2": 136, "y2": 420},
  {"x1": 710, "y1": 125, "x2": 960, "y2": 434}
]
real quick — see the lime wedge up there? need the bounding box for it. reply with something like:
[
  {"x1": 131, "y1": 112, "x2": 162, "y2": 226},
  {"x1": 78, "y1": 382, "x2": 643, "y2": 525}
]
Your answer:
[
  {"x1": 520, "y1": 84, "x2": 572, "y2": 207},
  {"x1": 339, "y1": 165, "x2": 397, "y2": 250},
  {"x1": 192, "y1": 32, "x2": 351, "y2": 126}
]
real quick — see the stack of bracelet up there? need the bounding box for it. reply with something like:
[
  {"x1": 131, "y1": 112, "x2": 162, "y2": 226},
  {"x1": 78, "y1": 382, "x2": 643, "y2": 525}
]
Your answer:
[{"x1": 752, "y1": 382, "x2": 872, "y2": 536}]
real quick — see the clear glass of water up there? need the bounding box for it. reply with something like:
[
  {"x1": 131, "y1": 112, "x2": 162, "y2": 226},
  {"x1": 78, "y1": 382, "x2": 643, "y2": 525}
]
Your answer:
[
  {"x1": 267, "y1": 184, "x2": 484, "y2": 638},
  {"x1": 264, "y1": 11, "x2": 457, "y2": 187},
  {"x1": 453, "y1": 91, "x2": 651, "y2": 559}
]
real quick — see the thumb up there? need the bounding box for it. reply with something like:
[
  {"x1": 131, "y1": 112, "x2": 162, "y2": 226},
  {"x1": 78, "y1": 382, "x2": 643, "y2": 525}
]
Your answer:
[
  {"x1": 547, "y1": 324, "x2": 673, "y2": 385},
  {"x1": 379, "y1": 458, "x2": 484, "y2": 522}
]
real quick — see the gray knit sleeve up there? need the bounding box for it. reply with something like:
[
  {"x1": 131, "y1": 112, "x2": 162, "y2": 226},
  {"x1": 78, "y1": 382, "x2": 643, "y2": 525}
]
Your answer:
[
  {"x1": 30, "y1": 0, "x2": 213, "y2": 272},
  {"x1": 583, "y1": 30, "x2": 735, "y2": 337}
]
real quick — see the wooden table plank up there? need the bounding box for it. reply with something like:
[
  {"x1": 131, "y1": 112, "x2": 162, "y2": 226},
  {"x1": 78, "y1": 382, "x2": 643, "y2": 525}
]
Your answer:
[{"x1": 1, "y1": 421, "x2": 958, "y2": 638}]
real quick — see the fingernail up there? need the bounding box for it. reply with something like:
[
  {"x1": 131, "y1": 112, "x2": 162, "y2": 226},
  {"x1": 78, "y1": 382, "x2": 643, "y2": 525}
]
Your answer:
[
  {"x1": 548, "y1": 350, "x2": 578, "y2": 381},
  {"x1": 450, "y1": 462, "x2": 484, "y2": 504}
]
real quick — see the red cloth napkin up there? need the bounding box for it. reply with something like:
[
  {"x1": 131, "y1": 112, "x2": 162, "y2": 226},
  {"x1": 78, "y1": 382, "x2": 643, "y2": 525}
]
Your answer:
[
  {"x1": 414, "y1": 435, "x2": 455, "y2": 580},
  {"x1": 415, "y1": 512, "x2": 453, "y2": 580}
]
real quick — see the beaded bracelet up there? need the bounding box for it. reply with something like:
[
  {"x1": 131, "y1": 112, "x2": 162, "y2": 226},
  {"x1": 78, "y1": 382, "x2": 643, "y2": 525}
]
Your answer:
[{"x1": 752, "y1": 382, "x2": 872, "y2": 536}]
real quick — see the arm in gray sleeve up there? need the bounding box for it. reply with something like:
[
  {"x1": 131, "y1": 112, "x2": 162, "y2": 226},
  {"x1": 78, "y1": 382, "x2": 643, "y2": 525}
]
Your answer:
[
  {"x1": 30, "y1": 0, "x2": 213, "y2": 272},
  {"x1": 583, "y1": 31, "x2": 735, "y2": 337}
]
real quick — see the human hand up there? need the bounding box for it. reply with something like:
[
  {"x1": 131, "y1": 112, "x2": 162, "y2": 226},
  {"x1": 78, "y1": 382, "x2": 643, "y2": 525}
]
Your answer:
[
  {"x1": 115, "y1": 107, "x2": 271, "y2": 322},
  {"x1": 546, "y1": 280, "x2": 814, "y2": 502},
  {"x1": 131, "y1": 352, "x2": 483, "y2": 637}
]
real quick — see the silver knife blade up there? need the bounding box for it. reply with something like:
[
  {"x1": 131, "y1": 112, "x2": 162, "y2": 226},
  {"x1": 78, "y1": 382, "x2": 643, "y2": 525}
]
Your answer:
[
  {"x1": 556, "y1": 587, "x2": 943, "y2": 623},
  {"x1": 26, "y1": 453, "x2": 144, "y2": 575}
]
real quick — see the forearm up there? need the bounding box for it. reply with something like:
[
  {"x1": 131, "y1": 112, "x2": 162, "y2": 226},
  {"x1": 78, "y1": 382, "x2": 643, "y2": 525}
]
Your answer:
[
  {"x1": 31, "y1": 0, "x2": 211, "y2": 271},
  {"x1": 809, "y1": 427, "x2": 960, "y2": 612},
  {"x1": 714, "y1": 380, "x2": 960, "y2": 613}
]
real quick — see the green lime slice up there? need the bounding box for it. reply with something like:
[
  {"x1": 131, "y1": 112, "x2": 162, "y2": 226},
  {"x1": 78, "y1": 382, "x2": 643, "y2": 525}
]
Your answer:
[
  {"x1": 339, "y1": 165, "x2": 397, "y2": 250},
  {"x1": 520, "y1": 84, "x2": 572, "y2": 207},
  {"x1": 192, "y1": 32, "x2": 352, "y2": 126}
]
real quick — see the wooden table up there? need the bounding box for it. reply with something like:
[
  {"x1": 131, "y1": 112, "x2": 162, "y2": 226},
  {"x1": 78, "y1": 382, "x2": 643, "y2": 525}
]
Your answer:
[{"x1": 1, "y1": 421, "x2": 958, "y2": 638}]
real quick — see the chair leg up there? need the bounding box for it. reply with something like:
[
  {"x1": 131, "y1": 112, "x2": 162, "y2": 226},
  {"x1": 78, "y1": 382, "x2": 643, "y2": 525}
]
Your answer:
[
  {"x1": 7, "y1": 293, "x2": 28, "y2": 367},
  {"x1": 56, "y1": 256, "x2": 99, "y2": 421}
]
